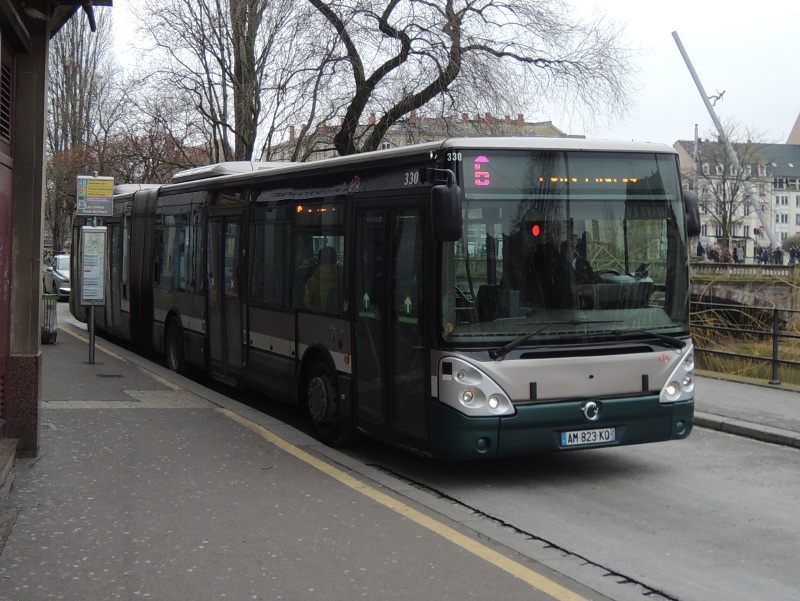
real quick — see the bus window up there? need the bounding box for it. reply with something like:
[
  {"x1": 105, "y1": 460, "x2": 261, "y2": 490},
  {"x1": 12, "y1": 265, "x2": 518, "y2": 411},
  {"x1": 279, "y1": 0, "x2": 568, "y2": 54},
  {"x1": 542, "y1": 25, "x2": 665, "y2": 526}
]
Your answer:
[
  {"x1": 303, "y1": 245, "x2": 342, "y2": 312},
  {"x1": 154, "y1": 213, "x2": 189, "y2": 291},
  {"x1": 250, "y1": 206, "x2": 290, "y2": 306},
  {"x1": 291, "y1": 200, "x2": 344, "y2": 312}
]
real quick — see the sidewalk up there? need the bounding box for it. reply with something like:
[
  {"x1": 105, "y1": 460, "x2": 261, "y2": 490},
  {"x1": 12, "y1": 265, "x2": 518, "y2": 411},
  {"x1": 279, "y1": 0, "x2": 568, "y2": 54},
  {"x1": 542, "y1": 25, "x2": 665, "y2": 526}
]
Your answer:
[{"x1": 694, "y1": 372, "x2": 800, "y2": 449}]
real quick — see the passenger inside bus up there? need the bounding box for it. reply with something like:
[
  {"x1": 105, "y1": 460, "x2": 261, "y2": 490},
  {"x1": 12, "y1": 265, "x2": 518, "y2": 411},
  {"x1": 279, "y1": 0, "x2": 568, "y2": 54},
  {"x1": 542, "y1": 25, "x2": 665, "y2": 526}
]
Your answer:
[
  {"x1": 526, "y1": 234, "x2": 596, "y2": 311},
  {"x1": 304, "y1": 245, "x2": 342, "y2": 312},
  {"x1": 561, "y1": 234, "x2": 595, "y2": 284}
]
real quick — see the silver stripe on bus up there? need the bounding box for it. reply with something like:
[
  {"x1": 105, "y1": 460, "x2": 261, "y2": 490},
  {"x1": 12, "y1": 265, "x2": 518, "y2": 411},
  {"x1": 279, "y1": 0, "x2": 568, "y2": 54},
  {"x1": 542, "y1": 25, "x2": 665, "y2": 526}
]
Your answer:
[
  {"x1": 184, "y1": 315, "x2": 204, "y2": 333},
  {"x1": 249, "y1": 331, "x2": 295, "y2": 359}
]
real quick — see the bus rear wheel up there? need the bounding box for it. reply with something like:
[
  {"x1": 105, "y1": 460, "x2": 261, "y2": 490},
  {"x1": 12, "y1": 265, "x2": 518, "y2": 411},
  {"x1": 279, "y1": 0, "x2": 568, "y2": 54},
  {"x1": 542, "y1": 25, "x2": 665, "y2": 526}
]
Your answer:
[
  {"x1": 165, "y1": 317, "x2": 188, "y2": 375},
  {"x1": 304, "y1": 362, "x2": 358, "y2": 447}
]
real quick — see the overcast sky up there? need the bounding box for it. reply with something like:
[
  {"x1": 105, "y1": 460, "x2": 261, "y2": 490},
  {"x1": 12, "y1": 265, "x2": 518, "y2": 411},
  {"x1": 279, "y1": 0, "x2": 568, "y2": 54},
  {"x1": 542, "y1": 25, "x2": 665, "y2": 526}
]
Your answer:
[
  {"x1": 569, "y1": 1, "x2": 800, "y2": 145},
  {"x1": 112, "y1": 1, "x2": 800, "y2": 147}
]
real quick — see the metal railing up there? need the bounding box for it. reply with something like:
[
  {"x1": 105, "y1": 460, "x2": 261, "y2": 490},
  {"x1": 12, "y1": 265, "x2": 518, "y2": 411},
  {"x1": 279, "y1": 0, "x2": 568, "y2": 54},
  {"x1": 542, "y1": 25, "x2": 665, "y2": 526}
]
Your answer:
[
  {"x1": 691, "y1": 261, "x2": 800, "y2": 282},
  {"x1": 690, "y1": 301, "x2": 800, "y2": 385}
]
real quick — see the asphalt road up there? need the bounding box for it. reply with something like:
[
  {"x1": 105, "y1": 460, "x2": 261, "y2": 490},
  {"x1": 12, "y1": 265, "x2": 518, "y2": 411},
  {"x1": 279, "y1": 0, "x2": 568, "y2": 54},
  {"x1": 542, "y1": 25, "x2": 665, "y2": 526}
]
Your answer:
[{"x1": 333, "y1": 418, "x2": 800, "y2": 601}]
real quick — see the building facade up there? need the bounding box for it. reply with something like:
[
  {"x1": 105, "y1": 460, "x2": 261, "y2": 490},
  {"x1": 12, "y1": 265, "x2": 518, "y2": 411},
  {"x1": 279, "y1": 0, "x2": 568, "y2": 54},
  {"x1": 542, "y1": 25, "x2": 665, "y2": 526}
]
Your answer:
[
  {"x1": 674, "y1": 139, "x2": 800, "y2": 261},
  {"x1": 268, "y1": 112, "x2": 576, "y2": 162}
]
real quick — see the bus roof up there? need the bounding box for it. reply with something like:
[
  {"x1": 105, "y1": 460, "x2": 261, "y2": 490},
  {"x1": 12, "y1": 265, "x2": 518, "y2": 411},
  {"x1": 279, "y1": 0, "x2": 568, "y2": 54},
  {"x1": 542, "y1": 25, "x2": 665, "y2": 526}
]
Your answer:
[
  {"x1": 441, "y1": 137, "x2": 677, "y2": 154},
  {"x1": 142, "y1": 137, "x2": 679, "y2": 194},
  {"x1": 114, "y1": 183, "x2": 161, "y2": 195},
  {"x1": 170, "y1": 161, "x2": 287, "y2": 184}
]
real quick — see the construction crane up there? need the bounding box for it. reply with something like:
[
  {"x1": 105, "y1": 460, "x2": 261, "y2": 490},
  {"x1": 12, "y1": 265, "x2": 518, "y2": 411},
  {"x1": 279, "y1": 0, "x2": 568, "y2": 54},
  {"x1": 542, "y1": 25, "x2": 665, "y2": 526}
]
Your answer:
[{"x1": 672, "y1": 31, "x2": 779, "y2": 249}]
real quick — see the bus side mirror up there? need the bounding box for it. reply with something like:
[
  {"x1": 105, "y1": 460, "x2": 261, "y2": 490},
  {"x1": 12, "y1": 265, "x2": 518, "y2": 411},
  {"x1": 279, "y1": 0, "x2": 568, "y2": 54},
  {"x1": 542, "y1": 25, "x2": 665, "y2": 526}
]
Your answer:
[
  {"x1": 431, "y1": 182, "x2": 463, "y2": 241},
  {"x1": 683, "y1": 189, "x2": 701, "y2": 237}
]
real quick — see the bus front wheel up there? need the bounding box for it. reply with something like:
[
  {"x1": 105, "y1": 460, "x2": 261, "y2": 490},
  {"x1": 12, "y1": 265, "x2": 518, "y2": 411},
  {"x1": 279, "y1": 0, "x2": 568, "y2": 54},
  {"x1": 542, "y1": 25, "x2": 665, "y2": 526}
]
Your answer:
[{"x1": 304, "y1": 362, "x2": 357, "y2": 447}]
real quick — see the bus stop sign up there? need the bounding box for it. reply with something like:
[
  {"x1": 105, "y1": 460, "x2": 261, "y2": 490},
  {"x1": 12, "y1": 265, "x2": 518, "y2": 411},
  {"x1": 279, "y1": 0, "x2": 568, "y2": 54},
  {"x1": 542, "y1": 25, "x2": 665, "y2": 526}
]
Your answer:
[{"x1": 76, "y1": 175, "x2": 114, "y2": 217}]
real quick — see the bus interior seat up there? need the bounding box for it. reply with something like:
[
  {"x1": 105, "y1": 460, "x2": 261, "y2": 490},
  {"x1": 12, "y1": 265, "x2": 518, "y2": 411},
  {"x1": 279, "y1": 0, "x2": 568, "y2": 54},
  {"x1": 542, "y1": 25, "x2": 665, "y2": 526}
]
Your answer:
[{"x1": 477, "y1": 284, "x2": 502, "y2": 322}]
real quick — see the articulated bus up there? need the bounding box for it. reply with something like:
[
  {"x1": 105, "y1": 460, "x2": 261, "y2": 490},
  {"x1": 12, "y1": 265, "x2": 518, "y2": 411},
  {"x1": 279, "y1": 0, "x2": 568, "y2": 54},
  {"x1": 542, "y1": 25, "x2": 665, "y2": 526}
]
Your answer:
[{"x1": 71, "y1": 138, "x2": 701, "y2": 459}]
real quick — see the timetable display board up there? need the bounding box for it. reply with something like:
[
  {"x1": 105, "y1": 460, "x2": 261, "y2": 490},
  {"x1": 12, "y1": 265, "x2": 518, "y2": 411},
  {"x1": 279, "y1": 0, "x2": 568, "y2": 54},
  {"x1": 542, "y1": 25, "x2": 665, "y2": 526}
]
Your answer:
[{"x1": 80, "y1": 226, "x2": 107, "y2": 306}]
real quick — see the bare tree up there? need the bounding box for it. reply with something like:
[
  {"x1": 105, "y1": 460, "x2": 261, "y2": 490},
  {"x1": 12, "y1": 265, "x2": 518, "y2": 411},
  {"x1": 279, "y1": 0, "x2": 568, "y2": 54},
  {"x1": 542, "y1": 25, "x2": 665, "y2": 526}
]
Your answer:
[
  {"x1": 110, "y1": 86, "x2": 214, "y2": 183},
  {"x1": 46, "y1": 9, "x2": 117, "y2": 251},
  {"x1": 307, "y1": 0, "x2": 634, "y2": 155},
  {"x1": 259, "y1": 43, "x2": 344, "y2": 162},
  {"x1": 689, "y1": 123, "x2": 772, "y2": 249},
  {"x1": 136, "y1": 0, "x2": 315, "y2": 162},
  {"x1": 47, "y1": 9, "x2": 115, "y2": 154},
  {"x1": 130, "y1": 0, "x2": 633, "y2": 162}
]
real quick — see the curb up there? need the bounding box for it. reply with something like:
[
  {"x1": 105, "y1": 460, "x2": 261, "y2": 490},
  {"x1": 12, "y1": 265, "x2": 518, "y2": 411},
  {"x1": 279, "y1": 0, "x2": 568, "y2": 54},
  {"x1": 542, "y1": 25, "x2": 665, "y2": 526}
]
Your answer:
[{"x1": 695, "y1": 411, "x2": 800, "y2": 449}]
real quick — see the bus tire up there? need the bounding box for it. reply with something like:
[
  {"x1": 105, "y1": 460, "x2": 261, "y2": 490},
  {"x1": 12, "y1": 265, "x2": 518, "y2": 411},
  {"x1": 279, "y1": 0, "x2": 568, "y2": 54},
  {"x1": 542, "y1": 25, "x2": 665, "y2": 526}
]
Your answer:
[
  {"x1": 304, "y1": 362, "x2": 358, "y2": 447},
  {"x1": 165, "y1": 317, "x2": 188, "y2": 375}
]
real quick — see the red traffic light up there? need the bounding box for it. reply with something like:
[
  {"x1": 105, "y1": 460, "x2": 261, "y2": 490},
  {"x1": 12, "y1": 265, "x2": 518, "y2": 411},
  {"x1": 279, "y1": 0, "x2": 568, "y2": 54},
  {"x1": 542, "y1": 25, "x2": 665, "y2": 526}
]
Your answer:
[{"x1": 531, "y1": 223, "x2": 542, "y2": 237}]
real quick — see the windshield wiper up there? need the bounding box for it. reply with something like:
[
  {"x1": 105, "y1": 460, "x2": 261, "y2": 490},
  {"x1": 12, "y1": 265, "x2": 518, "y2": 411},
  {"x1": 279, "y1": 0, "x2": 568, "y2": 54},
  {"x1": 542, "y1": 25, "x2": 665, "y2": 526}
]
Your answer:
[
  {"x1": 489, "y1": 319, "x2": 621, "y2": 361},
  {"x1": 610, "y1": 328, "x2": 686, "y2": 350}
]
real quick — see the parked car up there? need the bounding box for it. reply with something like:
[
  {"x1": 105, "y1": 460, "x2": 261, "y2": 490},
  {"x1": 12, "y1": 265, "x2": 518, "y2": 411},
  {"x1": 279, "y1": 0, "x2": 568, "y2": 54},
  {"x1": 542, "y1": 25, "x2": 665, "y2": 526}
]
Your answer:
[{"x1": 43, "y1": 254, "x2": 71, "y2": 299}]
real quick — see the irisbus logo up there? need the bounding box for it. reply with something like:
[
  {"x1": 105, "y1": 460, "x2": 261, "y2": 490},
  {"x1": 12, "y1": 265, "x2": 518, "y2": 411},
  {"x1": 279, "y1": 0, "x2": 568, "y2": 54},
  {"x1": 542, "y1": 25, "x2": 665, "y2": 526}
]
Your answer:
[{"x1": 581, "y1": 401, "x2": 600, "y2": 422}]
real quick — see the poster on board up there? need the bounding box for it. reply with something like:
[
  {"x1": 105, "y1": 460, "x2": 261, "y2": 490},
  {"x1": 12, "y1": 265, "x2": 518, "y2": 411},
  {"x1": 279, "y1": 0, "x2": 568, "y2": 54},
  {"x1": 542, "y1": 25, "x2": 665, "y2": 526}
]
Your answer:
[{"x1": 80, "y1": 226, "x2": 107, "y2": 306}]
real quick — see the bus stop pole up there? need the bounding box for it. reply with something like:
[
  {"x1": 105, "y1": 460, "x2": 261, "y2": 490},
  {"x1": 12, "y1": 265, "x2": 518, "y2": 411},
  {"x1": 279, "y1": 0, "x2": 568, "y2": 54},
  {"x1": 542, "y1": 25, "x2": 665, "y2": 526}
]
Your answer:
[{"x1": 88, "y1": 305, "x2": 96, "y2": 364}]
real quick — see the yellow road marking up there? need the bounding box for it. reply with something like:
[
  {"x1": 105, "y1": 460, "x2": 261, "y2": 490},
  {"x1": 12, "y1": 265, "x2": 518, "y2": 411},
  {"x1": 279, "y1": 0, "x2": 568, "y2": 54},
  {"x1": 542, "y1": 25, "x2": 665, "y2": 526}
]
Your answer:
[
  {"x1": 58, "y1": 325, "x2": 127, "y2": 361},
  {"x1": 143, "y1": 371, "x2": 182, "y2": 391},
  {"x1": 218, "y1": 407, "x2": 589, "y2": 601},
  {"x1": 56, "y1": 325, "x2": 181, "y2": 390}
]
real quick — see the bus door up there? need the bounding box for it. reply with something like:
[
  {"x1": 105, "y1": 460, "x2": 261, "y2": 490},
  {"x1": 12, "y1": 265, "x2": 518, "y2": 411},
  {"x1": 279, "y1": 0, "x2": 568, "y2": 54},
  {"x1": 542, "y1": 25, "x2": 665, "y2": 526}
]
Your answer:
[
  {"x1": 206, "y1": 210, "x2": 244, "y2": 382},
  {"x1": 353, "y1": 206, "x2": 427, "y2": 446},
  {"x1": 130, "y1": 189, "x2": 158, "y2": 351},
  {"x1": 106, "y1": 218, "x2": 122, "y2": 336}
]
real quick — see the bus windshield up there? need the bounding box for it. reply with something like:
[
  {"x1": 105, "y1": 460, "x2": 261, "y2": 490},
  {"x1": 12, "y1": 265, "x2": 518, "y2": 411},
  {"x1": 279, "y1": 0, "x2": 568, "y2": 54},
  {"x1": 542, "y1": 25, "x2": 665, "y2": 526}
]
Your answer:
[{"x1": 440, "y1": 149, "x2": 690, "y2": 347}]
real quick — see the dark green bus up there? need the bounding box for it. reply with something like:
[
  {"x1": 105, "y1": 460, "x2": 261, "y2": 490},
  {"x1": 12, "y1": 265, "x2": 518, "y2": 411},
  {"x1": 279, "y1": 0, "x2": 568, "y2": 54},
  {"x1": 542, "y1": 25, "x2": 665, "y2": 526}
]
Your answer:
[{"x1": 71, "y1": 138, "x2": 700, "y2": 459}]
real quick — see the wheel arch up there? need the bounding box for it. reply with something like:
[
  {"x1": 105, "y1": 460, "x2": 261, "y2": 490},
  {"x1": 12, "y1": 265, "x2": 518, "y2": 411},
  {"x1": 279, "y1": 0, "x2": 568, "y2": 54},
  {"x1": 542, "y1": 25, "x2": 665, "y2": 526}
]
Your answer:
[
  {"x1": 297, "y1": 343, "x2": 354, "y2": 423},
  {"x1": 298, "y1": 343, "x2": 357, "y2": 446},
  {"x1": 297, "y1": 344, "x2": 338, "y2": 400}
]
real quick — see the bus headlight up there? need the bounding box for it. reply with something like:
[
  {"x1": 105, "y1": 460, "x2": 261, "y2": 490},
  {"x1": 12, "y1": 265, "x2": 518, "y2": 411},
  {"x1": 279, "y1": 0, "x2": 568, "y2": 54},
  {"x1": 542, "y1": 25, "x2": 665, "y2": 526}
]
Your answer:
[
  {"x1": 660, "y1": 344, "x2": 695, "y2": 404},
  {"x1": 439, "y1": 357, "x2": 515, "y2": 417}
]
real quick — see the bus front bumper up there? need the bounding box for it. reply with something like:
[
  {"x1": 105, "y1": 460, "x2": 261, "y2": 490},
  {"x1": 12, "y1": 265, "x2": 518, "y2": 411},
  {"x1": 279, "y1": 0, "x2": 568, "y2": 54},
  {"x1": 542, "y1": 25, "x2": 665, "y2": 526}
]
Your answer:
[{"x1": 429, "y1": 396, "x2": 694, "y2": 460}]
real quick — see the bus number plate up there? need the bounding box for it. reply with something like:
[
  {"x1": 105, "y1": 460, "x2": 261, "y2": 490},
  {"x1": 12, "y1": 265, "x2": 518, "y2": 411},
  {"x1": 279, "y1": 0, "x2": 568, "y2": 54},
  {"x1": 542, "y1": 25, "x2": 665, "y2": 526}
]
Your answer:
[{"x1": 561, "y1": 427, "x2": 616, "y2": 447}]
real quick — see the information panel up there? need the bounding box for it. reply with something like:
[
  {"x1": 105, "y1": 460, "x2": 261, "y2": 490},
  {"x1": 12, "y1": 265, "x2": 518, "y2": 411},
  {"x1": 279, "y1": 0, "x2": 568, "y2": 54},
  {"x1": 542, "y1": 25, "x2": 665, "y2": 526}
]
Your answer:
[
  {"x1": 80, "y1": 226, "x2": 107, "y2": 306},
  {"x1": 76, "y1": 175, "x2": 114, "y2": 217}
]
